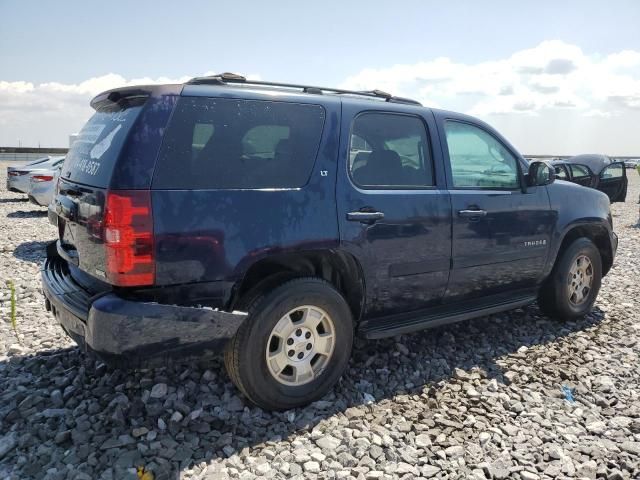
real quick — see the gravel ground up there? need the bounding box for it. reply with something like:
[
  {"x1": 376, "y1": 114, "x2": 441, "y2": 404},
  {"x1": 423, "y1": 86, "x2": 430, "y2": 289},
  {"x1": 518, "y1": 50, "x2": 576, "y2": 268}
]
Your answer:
[{"x1": 0, "y1": 160, "x2": 639, "y2": 480}]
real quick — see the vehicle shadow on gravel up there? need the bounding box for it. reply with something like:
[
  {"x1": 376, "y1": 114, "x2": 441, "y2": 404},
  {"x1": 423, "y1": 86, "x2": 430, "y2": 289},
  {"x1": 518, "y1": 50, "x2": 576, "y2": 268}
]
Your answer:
[
  {"x1": 6, "y1": 209, "x2": 47, "y2": 219},
  {"x1": 0, "y1": 197, "x2": 30, "y2": 203},
  {"x1": 12, "y1": 240, "x2": 51, "y2": 263},
  {"x1": 0, "y1": 303, "x2": 606, "y2": 479}
]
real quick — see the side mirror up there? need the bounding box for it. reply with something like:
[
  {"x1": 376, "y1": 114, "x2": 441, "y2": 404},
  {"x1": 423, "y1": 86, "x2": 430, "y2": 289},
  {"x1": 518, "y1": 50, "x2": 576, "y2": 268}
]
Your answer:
[{"x1": 527, "y1": 161, "x2": 555, "y2": 187}]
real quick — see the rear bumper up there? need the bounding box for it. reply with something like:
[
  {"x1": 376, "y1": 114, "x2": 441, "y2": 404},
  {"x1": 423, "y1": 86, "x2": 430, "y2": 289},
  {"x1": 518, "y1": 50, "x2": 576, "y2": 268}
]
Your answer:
[
  {"x1": 48, "y1": 204, "x2": 58, "y2": 226},
  {"x1": 6, "y1": 178, "x2": 27, "y2": 193},
  {"x1": 41, "y1": 243, "x2": 246, "y2": 365}
]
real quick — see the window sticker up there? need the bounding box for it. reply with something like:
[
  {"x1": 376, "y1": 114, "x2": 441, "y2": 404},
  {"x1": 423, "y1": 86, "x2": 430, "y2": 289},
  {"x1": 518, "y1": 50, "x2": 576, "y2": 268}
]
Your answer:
[
  {"x1": 90, "y1": 124, "x2": 122, "y2": 159},
  {"x1": 76, "y1": 124, "x2": 105, "y2": 144}
]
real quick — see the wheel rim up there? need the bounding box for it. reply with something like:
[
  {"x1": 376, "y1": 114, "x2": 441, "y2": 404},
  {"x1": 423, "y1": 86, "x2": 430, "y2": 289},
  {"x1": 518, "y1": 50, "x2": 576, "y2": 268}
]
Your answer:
[
  {"x1": 265, "y1": 305, "x2": 336, "y2": 386},
  {"x1": 567, "y1": 255, "x2": 594, "y2": 306}
]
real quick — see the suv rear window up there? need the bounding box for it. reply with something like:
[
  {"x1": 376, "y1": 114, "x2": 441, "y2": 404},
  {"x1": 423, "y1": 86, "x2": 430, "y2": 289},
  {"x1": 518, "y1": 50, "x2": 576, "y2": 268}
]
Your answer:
[
  {"x1": 153, "y1": 97, "x2": 325, "y2": 189},
  {"x1": 61, "y1": 103, "x2": 144, "y2": 187}
]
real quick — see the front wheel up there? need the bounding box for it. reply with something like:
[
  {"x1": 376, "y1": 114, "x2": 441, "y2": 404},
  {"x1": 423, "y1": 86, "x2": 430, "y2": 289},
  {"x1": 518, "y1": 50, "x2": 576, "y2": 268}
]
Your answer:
[
  {"x1": 538, "y1": 237, "x2": 602, "y2": 320},
  {"x1": 224, "y1": 277, "x2": 354, "y2": 410}
]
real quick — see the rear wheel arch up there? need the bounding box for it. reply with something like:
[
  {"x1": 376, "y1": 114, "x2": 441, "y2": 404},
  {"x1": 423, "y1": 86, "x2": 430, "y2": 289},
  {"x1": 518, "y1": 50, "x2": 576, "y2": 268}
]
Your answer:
[{"x1": 230, "y1": 250, "x2": 366, "y2": 322}]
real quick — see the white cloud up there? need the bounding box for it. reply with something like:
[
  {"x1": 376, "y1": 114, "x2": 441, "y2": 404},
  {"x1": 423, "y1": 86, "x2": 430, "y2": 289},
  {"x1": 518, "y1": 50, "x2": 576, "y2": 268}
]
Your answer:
[
  {"x1": 1, "y1": 45, "x2": 639, "y2": 155},
  {"x1": 340, "y1": 41, "x2": 640, "y2": 155},
  {"x1": 0, "y1": 71, "x2": 260, "y2": 147}
]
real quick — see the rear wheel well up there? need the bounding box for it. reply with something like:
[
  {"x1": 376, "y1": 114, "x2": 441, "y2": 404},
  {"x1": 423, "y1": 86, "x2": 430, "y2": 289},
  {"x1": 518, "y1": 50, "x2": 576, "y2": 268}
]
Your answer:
[
  {"x1": 556, "y1": 225, "x2": 613, "y2": 276},
  {"x1": 230, "y1": 251, "x2": 366, "y2": 323}
]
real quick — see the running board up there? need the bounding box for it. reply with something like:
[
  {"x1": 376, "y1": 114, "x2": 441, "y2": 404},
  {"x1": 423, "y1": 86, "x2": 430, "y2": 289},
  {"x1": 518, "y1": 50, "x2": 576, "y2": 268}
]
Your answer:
[{"x1": 359, "y1": 292, "x2": 537, "y2": 339}]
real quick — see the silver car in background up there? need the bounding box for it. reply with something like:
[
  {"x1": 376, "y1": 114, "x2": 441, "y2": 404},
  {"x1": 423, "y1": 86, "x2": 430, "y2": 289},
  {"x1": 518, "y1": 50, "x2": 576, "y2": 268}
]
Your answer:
[
  {"x1": 28, "y1": 164, "x2": 62, "y2": 207},
  {"x1": 6, "y1": 156, "x2": 65, "y2": 193}
]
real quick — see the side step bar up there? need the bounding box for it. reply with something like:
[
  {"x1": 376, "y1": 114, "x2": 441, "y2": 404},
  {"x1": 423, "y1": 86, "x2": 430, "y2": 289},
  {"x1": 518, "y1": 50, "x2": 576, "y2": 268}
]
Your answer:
[{"x1": 359, "y1": 292, "x2": 537, "y2": 339}]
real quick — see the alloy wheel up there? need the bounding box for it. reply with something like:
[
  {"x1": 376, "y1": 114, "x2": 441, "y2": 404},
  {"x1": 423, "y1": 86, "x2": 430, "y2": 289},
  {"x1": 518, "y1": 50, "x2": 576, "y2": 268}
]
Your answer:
[
  {"x1": 567, "y1": 255, "x2": 594, "y2": 306},
  {"x1": 265, "y1": 305, "x2": 336, "y2": 386}
]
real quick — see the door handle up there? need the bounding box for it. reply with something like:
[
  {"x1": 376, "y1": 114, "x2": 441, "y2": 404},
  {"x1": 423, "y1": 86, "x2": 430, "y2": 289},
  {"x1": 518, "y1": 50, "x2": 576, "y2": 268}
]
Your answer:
[
  {"x1": 458, "y1": 209, "x2": 487, "y2": 218},
  {"x1": 347, "y1": 211, "x2": 385, "y2": 223}
]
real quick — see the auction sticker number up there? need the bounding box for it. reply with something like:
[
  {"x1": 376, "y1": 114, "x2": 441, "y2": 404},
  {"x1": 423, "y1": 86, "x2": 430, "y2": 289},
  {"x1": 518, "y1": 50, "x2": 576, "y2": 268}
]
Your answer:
[{"x1": 76, "y1": 158, "x2": 101, "y2": 176}]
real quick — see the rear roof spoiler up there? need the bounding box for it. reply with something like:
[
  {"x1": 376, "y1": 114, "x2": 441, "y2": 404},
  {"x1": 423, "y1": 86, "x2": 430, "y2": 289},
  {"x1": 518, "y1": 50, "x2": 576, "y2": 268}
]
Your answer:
[
  {"x1": 90, "y1": 87, "x2": 152, "y2": 110},
  {"x1": 90, "y1": 84, "x2": 183, "y2": 110}
]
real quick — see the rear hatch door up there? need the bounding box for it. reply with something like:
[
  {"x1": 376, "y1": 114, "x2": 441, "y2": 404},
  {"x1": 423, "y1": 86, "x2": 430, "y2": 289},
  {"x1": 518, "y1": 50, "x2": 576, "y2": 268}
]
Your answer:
[{"x1": 55, "y1": 98, "x2": 145, "y2": 281}]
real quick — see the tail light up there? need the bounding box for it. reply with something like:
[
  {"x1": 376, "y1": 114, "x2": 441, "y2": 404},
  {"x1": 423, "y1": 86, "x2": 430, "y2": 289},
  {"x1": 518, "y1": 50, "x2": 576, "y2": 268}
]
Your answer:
[
  {"x1": 32, "y1": 175, "x2": 54, "y2": 182},
  {"x1": 104, "y1": 190, "x2": 154, "y2": 286}
]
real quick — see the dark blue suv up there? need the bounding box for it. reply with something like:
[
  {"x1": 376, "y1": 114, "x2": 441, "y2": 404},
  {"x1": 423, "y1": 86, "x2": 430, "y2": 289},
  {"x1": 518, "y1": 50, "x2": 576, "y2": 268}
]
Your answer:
[{"x1": 42, "y1": 74, "x2": 617, "y2": 410}]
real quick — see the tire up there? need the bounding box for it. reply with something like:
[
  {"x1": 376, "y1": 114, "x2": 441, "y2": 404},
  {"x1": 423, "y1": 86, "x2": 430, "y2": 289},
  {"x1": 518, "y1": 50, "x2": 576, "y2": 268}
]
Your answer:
[
  {"x1": 224, "y1": 277, "x2": 354, "y2": 410},
  {"x1": 538, "y1": 237, "x2": 602, "y2": 320}
]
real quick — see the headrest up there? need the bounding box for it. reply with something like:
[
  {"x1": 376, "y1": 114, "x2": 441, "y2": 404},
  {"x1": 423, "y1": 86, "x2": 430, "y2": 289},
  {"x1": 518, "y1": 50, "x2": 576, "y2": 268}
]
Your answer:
[{"x1": 369, "y1": 149, "x2": 402, "y2": 169}]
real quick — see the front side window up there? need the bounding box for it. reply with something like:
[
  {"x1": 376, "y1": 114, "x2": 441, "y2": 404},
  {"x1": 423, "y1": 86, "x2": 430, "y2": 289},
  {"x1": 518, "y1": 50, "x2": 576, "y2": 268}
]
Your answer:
[
  {"x1": 600, "y1": 163, "x2": 623, "y2": 179},
  {"x1": 444, "y1": 121, "x2": 519, "y2": 189},
  {"x1": 349, "y1": 113, "x2": 434, "y2": 188},
  {"x1": 153, "y1": 97, "x2": 325, "y2": 189},
  {"x1": 554, "y1": 165, "x2": 569, "y2": 180}
]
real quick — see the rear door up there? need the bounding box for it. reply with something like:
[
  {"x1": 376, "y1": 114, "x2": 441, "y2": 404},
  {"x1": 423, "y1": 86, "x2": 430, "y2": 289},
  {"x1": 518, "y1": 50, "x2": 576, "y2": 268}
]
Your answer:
[
  {"x1": 597, "y1": 162, "x2": 627, "y2": 202},
  {"x1": 336, "y1": 106, "x2": 451, "y2": 319},
  {"x1": 151, "y1": 94, "x2": 338, "y2": 286},
  {"x1": 568, "y1": 164, "x2": 595, "y2": 187},
  {"x1": 438, "y1": 119, "x2": 554, "y2": 301}
]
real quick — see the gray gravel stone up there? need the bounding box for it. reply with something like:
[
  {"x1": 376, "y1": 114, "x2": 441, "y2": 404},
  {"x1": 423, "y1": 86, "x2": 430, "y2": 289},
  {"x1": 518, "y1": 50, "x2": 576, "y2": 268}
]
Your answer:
[
  {"x1": 0, "y1": 432, "x2": 17, "y2": 459},
  {"x1": 1, "y1": 162, "x2": 640, "y2": 480},
  {"x1": 150, "y1": 383, "x2": 168, "y2": 398},
  {"x1": 443, "y1": 445, "x2": 464, "y2": 459},
  {"x1": 619, "y1": 441, "x2": 640, "y2": 455},
  {"x1": 303, "y1": 461, "x2": 320, "y2": 473},
  {"x1": 316, "y1": 434, "x2": 341, "y2": 450}
]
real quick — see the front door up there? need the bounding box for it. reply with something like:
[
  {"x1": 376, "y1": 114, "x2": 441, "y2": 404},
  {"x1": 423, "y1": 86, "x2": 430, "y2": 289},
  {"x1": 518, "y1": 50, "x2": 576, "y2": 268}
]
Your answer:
[
  {"x1": 597, "y1": 162, "x2": 627, "y2": 202},
  {"x1": 337, "y1": 107, "x2": 452, "y2": 319},
  {"x1": 438, "y1": 119, "x2": 555, "y2": 301}
]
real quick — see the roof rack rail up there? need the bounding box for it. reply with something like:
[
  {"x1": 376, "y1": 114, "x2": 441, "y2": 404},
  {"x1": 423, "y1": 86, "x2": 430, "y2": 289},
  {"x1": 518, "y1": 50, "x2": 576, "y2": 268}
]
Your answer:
[{"x1": 186, "y1": 73, "x2": 422, "y2": 106}]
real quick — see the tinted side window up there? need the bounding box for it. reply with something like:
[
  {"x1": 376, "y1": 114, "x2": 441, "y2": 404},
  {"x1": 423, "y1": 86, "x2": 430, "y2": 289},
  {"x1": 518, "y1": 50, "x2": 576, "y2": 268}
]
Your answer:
[
  {"x1": 153, "y1": 97, "x2": 325, "y2": 189},
  {"x1": 444, "y1": 121, "x2": 519, "y2": 189},
  {"x1": 349, "y1": 113, "x2": 434, "y2": 188}
]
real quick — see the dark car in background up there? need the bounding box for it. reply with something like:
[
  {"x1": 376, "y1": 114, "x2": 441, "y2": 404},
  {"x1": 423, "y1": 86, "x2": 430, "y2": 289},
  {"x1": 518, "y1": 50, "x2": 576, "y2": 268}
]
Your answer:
[
  {"x1": 551, "y1": 154, "x2": 627, "y2": 203},
  {"x1": 42, "y1": 74, "x2": 618, "y2": 410}
]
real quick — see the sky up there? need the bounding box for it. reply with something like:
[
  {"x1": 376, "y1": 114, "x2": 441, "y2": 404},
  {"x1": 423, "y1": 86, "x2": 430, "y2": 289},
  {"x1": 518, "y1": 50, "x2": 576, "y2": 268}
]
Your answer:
[{"x1": 1, "y1": 0, "x2": 639, "y2": 155}]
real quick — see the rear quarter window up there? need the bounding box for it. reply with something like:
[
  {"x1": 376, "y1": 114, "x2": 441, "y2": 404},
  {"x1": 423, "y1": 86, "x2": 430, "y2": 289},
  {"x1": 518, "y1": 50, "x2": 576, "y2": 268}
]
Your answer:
[
  {"x1": 61, "y1": 104, "x2": 144, "y2": 187},
  {"x1": 152, "y1": 97, "x2": 325, "y2": 189}
]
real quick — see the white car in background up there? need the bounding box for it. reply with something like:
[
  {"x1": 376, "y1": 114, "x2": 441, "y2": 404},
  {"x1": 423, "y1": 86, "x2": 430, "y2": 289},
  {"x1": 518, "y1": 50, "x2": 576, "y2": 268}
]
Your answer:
[
  {"x1": 6, "y1": 156, "x2": 65, "y2": 193},
  {"x1": 28, "y1": 163, "x2": 62, "y2": 207},
  {"x1": 623, "y1": 159, "x2": 640, "y2": 169}
]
